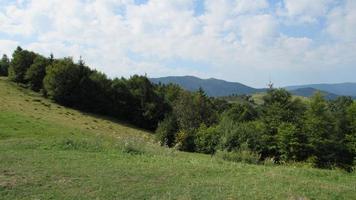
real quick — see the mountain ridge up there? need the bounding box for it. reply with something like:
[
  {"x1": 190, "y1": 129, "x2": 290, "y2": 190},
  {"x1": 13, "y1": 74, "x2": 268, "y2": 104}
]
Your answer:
[
  {"x1": 150, "y1": 76, "x2": 355, "y2": 99},
  {"x1": 285, "y1": 82, "x2": 356, "y2": 97},
  {"x1": 150, "y1": 75, "x2": 263, "y2": 97}
]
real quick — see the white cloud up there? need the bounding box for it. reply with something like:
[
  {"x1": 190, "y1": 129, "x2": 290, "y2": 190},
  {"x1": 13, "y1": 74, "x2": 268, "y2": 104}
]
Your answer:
[
  {"x1": 279, "y1": 0, "x2": 333, "y2": 23},
  {"x1": 0, "y1": 39, "x2": 19, "y2": 56},
  {"x1": 326, "y1": 0, "x2": 356, "y2": 41},
  {"x1": 235, "y1": 0, "x2": 269, "y2": 14},
  {"x1": 0, "y1": 0, "x2": 355, "y2": 86}
]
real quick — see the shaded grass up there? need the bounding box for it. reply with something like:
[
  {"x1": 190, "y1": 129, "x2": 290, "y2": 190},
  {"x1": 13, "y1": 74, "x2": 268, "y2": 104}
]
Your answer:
[{"x1": 1, "y1": 77, "x2": 356, "y2": 199}]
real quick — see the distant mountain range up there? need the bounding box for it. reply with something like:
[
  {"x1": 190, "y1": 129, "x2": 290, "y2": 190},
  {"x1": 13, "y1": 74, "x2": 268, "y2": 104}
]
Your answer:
[
  {"x1": 284, "y1": 83, "x2": 356, "y2": 97},
  {"x1": 150, "y1": 76, "x2": 263, "y2": 97},
  {"x1": 150, "y1": 76, "x2": 356, "y2": 99},
  {"x1": 288, "y1": 87, "x2": 339, "y2": 100}
]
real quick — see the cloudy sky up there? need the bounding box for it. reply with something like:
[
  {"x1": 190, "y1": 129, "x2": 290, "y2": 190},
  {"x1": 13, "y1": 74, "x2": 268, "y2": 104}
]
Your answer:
[{"x1": 0, "y1": 0, "x2": 355, "y2": 87}]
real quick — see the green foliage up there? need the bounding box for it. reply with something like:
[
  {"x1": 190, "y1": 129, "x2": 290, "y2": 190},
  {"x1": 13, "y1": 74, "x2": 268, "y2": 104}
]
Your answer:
[
  {"x1": 155, "y1": 115, "x2": 178, "y2": 147},
  {"x1": 211, "y1": 98, "x2": 231, "y2": 113},
  {"x1": 125, "y1": 75, "x2": 169, "y2": 130},
  {"x1": 25, "y1": 55, "x2": 50, "y2": 91},
  {"x1": 329, "y1": 96, "x2": 353, "y2": 137},
  {"x1": 277, "y1": 123, "x2": 307, "y2": 161},
  {"x1": 173, "y1": 91, "x2": 201, "y2": 132},
  {"x1": 173, "y1": 89, "x2": 217, "y2": 133},
  {"x1": 109, "y1": 78, "x2": 133, "y2": 119},
  {"x1": 219, "y1": 119, "x2": 265, "y2": 152},
  {"x1": 224, "y1": 102, "x2": 257, "y2": 123},
  {"x1": 195, "y1": 124, "x2": 221, "y2": 154},
  {"x1": 8, "y1": 46, "x2": 37, "y2": 83},
  {"x1": 175, "y1": 130, "x2": 196, "y2": 152},
  {"x1": 304, "y1": 92, "x2": 353, "y2": 169},
  {"x1": 0, "y1": 54, "x2": 10, "y2": 76},
  {"x1": 346, "y1": 102, "x2": 356, "y2": 156},
  {"x1": 43, "y1": 58, "x2": 84, "y2": 105},
  {"x1": 156, "y1": 83, "x2": 183, "y2": 104},
  {"x1": 78, "y1": 70, "x2": 112, "y2": 114},
  {"x1": 216, "y1": 144, "x2": 261, "y2": 164},
  {"x1": 261, "y1": 88, "x2": 306, "y2": 158}
]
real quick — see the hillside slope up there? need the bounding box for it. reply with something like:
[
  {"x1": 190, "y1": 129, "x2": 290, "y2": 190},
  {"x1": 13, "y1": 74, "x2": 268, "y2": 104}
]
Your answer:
[
  {"x1": 289, "y1": 87, "x2": 339, "y2": 100},
  {"x1": 285, "y1": 82, "x2": 356, "y2": 97},
  {"x1": 1, "y1": 77, "x2": 355, "y2": 199},
  {"x1": 150, "y1": 76, "x2": 263, "y2": 96}
]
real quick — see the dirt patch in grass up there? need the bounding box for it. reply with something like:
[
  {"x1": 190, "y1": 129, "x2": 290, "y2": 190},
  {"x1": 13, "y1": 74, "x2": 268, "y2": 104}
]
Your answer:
[{"x1": 0, "y1": 170, "x2": 19, "y2": 190}]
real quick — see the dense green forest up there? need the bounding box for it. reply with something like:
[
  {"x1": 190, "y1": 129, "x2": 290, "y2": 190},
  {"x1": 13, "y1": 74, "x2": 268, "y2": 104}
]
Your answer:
[{"x1": 1, "y1": 47, "x2": 355, "y2": 170}]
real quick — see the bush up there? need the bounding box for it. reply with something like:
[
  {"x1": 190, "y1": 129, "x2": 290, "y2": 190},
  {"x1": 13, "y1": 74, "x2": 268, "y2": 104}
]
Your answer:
[
  {"x1": 195, "y1": 124, "x2": 221, "y2": 154},
  {"x1": 174, "y1": 130, "x2": 196, "y2": 152},
  {"x1": 155, "y1": 115, "x2": 178, "y2": 147},
  {"x1": 215, "y1": 145, "x2": 261, "y2": 164},
  {"x1": 121, "y1": 140, "x2": 145, "y2": 155},
  {"x1": 219, "y1": 119, "x2": 265, "y2": 152},
  {"x1": 277, "y1": 123, "x2": 308, "y2": 161},
  {"x1": 57, "y1": 138, "x2": 104, "y2": 152},
  {"x1": 263, "y1": 157, "x2": 276, "y2": 166}
]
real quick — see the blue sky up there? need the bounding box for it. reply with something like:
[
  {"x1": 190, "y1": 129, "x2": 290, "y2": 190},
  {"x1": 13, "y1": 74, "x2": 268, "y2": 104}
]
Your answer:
[{"x1": 0, "y1": 0, "x2": 355, "y2": 87}]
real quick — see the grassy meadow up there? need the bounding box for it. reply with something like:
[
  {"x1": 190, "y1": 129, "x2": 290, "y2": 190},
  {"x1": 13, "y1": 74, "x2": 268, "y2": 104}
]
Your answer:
[{"x1": 0, "y1": 77, "x2": 355, "y2": 200}]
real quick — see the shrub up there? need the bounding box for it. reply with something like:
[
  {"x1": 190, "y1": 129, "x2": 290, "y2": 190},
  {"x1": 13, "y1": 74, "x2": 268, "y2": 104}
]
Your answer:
[
  {"x1": 121, "y1": 141, "x2": 145, "y2": 155},
  {"x1": 219, "y1": 119, "x2": 265, "y2": 152},
  {"x1": 155, "y1": 115, "x2": 178, "y2": 147},
  {"x1": 263, "y1": 157, "x2": 276, "y2": 166},
  {"x1": 57, "y1": 138, "x2": 104, "y2": 152},
  {"x1": 195, "y1": 124, "x2": 221, "y2": 154},
  {"x1": 277, "y1": 123, "x2": 308, "y2": 161},
  {"x1": 216, "y1": 146, "x2": 261, "y2": 164},
  {"x1": 174, "y1": 130, "x2": 195, "y2": 152}
]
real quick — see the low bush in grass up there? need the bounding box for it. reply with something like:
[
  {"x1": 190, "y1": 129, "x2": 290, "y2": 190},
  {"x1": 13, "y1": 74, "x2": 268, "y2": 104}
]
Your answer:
[
  {"x1": 57, "y1": 138, "x2": 106, "y2": 152},
  {"x1": 120, "y1": 139, "x2": 146, "y2": 155},
  {"x1": 215, "y1": 144, "x2": 261, "y2": 164},
  {"x1": 56, "y1": 137, "x2": 148, "y2": 155}
]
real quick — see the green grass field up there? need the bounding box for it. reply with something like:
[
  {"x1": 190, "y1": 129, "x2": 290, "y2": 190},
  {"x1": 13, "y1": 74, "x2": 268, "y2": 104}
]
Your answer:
[{"x1": 0, "y1": 77, "x2": 355, "y2": 200}]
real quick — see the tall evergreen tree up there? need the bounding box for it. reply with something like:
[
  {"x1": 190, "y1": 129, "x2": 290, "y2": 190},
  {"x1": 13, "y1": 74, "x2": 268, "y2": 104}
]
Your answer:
[{"x1": 0, "y1": 54, "x2": 10, "y2": 76}]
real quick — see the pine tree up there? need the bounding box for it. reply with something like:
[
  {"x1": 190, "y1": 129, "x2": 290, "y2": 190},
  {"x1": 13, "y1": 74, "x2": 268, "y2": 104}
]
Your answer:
[{"x1": 0, "y1": 54, "x2": 10, "y2": 76}]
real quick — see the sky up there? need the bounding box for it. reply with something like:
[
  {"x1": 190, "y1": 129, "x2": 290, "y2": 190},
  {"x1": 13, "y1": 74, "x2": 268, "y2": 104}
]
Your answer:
[{"x1": 0, "y1": 0, "x2": 355, "y2": 87}]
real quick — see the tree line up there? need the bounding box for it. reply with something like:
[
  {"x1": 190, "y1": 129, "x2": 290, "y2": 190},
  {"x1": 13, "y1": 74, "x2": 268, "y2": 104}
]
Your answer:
[{"x1": 0, "y1": 47, "x2": 355, "y2": 170}]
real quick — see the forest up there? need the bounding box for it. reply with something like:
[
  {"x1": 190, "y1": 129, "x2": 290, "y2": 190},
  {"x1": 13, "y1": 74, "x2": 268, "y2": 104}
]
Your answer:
[{"x1": 0, "y1": 47, "x2": 355, "y2": 170}]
